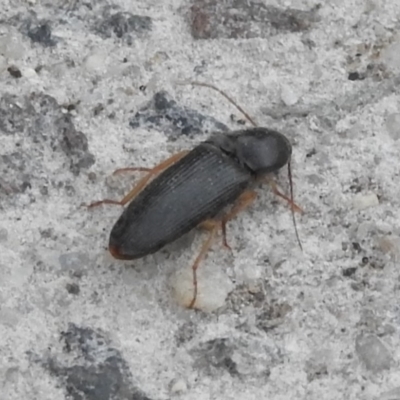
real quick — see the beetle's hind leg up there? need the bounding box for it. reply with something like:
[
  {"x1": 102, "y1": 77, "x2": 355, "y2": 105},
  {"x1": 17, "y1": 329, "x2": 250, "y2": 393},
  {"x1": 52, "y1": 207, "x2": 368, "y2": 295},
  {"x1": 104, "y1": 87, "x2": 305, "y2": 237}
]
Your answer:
[
  {"x1": 198, "y1": 219, "x2": 229, "y2": 250},
  {"x1": 189, "y1": 224, "x2": 218, "y2": 309},
  {"x1": 87, "y1": 150, "x2": 189, "y2": 208},
  {"x1": 198, "y1": 190, "x2": 257, "y2": 251},
  {"x1": 220, "y1": 190, "x2": 257, "y2": 249},
  {"x1": 189, "y1": 190, "x2": 257, "y2": 309}
]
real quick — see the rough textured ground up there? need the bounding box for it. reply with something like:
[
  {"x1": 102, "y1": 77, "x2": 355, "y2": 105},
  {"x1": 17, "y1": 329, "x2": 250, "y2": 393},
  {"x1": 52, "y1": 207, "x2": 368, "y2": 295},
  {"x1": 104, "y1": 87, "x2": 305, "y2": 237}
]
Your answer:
[{"x1": 1, "y1": 1, "x2": 400, "y2": 399}]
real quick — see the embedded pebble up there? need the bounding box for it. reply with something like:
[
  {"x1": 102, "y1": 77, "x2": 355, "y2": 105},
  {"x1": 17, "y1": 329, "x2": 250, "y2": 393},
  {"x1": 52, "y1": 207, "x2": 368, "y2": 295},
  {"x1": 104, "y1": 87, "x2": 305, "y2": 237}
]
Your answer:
[
  {"x1": 0, "y1": 55, "x2": 6, "y2": 71},
  {"x1": 304, "y1": 350, "x2": 330, "y2": 382},
  {"x1": 380, "y1": 387, "x2": 400, "y2": 400},
  {"x1": 193, "y1": 336, "x2": 279, "y2": 377},
  {"x1": 383, "y1": 39, "x2": 400, "y2": 73},
  {"x1": 21, "y1": 67, "x2": 37, "y2": 78},
  {"x1": 169, "y1": 378, "x2": 187, "y2": 394},
  {"x1": 84, "y1": 51, "x2": 108, "y2": 74},
  {"x1": 171, "y1": 263, "x2": 234, "y2": 312},
  {"x1": 355, "y1": 221, "x2": 375, "y2": 240},
  {"x1": 145, "y1": 51, "x2": 169, "y2": 70},
  {"x1": 231, "y1": 340, "x2": 278, "y2": 377},
  {"x1": 58, "y1": 252, "x2": 90, "y2": 271},
  {"x1": 352, "y1": 192, "x2": 379, "y2": 210},
  {"x1": 385, "y1": 113, "x2": 400, "y2": 140},
  {"x1": 376, "y1": 236, "x2": 400, "y2": 259},
  {"x1": 0, "y1": 228, "x2": 8, "y2": 242},
  {"x1": 355, "y1": 334, "x2": 392, "y2": 373},
  {"x1": 0, "y1": 307, "x2": 21, "y2": 327},
  {"x1": 280, "y1": 84, "x2": 300, "y2": 106},
  {"x1": 0, "y1": 32, "x2": 25, "y2": 59},
  {"x1": 234, "y1": 262, "x2": 263, "y2": 283}
]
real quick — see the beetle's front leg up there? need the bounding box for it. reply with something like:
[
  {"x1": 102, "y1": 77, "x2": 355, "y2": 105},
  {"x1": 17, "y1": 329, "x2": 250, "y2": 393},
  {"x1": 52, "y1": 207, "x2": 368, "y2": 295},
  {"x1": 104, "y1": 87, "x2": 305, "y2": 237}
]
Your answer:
[
  {"x1": 262, "y1": 175, "x2": 303, "y2": 250},
  {"x1": 261, "y1": 176, "x2": 303, "y2": 213},
  {"x1": 87, "y1": 150, "x2": 189, "y2": 208}
]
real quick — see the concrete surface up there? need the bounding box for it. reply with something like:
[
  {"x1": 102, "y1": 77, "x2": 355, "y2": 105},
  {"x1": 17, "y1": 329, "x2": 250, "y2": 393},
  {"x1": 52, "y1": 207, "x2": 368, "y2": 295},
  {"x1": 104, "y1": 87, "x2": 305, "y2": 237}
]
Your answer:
[{"x1": 1, "y1": 0, "x2": 400, "y2": 399}]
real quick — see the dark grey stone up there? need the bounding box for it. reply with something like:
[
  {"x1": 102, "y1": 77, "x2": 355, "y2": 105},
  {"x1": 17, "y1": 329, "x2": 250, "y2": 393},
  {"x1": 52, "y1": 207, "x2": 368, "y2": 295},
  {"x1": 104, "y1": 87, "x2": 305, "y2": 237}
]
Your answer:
[
  {"x1": 193, "y1": 338, "x2": 238, "y2": 376},
  {"x1": 39, "y1": 324, "x2": 154, "y2": 400},
  {"x1": 95, "y1": 10, "x2": 152, "y2": 40},
  {"x1": 189, "y1": 0, "x2": 320, "y2": 40},
  {"x1": 26, "y1": 20, "x2": 57, "y2": 47},
  {"x1": 0, "y1": 92, "x2": 95, "y2": 201},
  {"x1": 130, "y1": 91, "x2": 228, "y2": 138}
]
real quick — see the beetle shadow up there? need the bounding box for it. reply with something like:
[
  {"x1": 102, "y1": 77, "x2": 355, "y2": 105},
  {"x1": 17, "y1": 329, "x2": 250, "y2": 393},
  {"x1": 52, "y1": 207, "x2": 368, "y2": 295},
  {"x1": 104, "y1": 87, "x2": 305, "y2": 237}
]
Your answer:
[
  {"x1": 156, "y1": 229, "x2": 199, "y2": 262},
  {"x1": 117, "y1": 230, "x2": 199, "y2": 278}
]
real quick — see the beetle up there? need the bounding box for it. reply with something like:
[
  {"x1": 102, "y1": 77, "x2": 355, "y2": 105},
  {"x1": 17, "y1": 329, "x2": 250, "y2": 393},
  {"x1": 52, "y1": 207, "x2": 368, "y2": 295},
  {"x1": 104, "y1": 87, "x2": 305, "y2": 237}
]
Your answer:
[{"x1": 89, "y1": 83, "x2": 302, "y2": 309}]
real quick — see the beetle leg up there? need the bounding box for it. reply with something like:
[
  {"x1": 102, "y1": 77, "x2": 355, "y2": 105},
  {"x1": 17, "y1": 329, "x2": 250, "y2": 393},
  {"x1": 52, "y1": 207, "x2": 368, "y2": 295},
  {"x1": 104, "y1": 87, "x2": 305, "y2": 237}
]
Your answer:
[
  {"x1": 113, "y1": 167, "x2": 153, "y2": 174},
  {"x1": 189, "y1": 224, "x2": 218, "y2": 309},
  {"x1": 262, "y1": 174, "x2": 303, "y2": 250},
  {"x1": 198, "y1": 219, "x2": 220, "y2": 231},
  {"x1": 115, "y1": 150, "x2": 189, "y2": 206},
  {"x1": 220, "y1": 190, "x2": 257, "y2": 249},
  {"x1": 189, "y1": 191, "x2": 257, "y2": 308},
  {"x1": 221, "y1": 222, "x2": 232, "y2": 251},
  {"x1": 198, "y1": 219, "x2": 231, "y2": 250},
  {"x1": 87, "y1": 150, "x2": 189, "y2": 208},
  {"x1": 198, "y1": 190, "x2": 257, "y2": 250},
  {"x1": 262, "y1": 176, "x2": 303, "y2": 214}
]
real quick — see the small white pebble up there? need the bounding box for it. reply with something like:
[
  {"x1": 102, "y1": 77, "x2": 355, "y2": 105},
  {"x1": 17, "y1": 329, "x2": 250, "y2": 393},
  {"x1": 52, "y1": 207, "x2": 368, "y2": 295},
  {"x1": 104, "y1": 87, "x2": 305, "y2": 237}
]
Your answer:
[
  {"x1": 0, "y1": 32, "x2": 25, "y2": 60},
  {"x1": 385, "y1": 113, "x2": 400, "y2": 140},
  {"x1": 356, "y1": 334, "x2": 392, "y2": 372},
  {"x1": 0, "y1": 55, "x2": 6, "y2": 71},
  {"x1": 352, "y1": 192, "x2": 379, "y2": 210},
  {"x1": 376, "y1": 236, "x2": 400, "y2": 259},
  {"x1": 383, "y1": 39, "x2": 400, "y2": 73},
  {"x1": 380, "y1": 386, "x2": 400, "y2": 400},
  {"x1": 84, "y1": 51, "x2": 108, "y2": 74},
  {"x1": 280, "y1": 84, "x2": 299, "y2": 106},
  {"x1": 234, "y1": 262, "x2": 263, "y2": 283},
  {"x1": 169, "y1": 378, "x2": 187, "y2": 394},
  {"x1": 21, "y1": 67, "x2": 37, "y2": 78},
  {"x1": 145, "y1": 51, "x2": 169, "y2": 68},
  {"x1": 356, "y1": 221, "x2": 375, "y2": 240},
  {"x1": 171, "y1": 261, "x2": 233, "y2": 312}
]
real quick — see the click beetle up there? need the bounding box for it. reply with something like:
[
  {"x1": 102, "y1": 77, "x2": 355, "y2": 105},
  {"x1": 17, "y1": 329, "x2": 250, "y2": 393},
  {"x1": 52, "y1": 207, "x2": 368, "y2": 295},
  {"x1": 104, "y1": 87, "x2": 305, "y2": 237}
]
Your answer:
[{"x1": 89, "y1": 82, "x2": 302, "y2": 309}]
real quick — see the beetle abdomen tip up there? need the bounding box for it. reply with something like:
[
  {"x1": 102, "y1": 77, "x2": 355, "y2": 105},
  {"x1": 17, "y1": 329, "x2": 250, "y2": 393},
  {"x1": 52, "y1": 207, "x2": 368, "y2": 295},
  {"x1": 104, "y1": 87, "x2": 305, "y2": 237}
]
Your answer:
[{"x1": 109, "y1": 244, "x2": 135, "y2": 260}]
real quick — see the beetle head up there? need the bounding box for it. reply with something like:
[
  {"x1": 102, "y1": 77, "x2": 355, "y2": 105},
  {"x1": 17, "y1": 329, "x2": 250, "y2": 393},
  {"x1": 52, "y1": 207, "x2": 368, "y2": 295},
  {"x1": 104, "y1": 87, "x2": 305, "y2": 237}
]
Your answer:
[{"x1": 209, "y1": 128, "x2": 292, "y2": 175}]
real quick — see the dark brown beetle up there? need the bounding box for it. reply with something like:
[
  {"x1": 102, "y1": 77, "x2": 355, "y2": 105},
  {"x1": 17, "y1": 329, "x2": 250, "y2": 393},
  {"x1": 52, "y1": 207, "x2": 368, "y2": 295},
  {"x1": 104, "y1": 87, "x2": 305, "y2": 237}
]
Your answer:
[{"x1": 90, "y1": 83, "x2": 302, "y2": 308}]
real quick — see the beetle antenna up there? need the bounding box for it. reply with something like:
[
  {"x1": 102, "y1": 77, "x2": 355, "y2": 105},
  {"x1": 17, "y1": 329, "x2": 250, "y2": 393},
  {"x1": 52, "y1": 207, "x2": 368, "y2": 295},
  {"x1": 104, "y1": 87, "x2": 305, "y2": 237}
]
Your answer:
[
  {"x1": 176, "y1": 80, "x2": 258, "y2": 127},
  {"x1": 288, "y1": 160, "x2": 303, "y2": 251}
]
